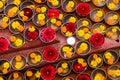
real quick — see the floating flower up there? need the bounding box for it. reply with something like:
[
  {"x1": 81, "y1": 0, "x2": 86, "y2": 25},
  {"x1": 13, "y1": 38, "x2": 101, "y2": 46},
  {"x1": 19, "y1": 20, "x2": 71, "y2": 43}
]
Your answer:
[
  {"x1": 76, "y1": 3, "x2": 90, "y2": 16},
  {"x1": 0, "y1": 1, "x2": 4, "y2": 9},
  {"x1": 43, "y1": 46, "x2": 59, "y2": 62},
  {"x1": 13, "y1": 0, "x2": 21, "y2": 6},
  {"x1": 90, "y1": 33, "x2": 105, "y2": 47},
  {"x1": 65, "y1": 0, "x2": 75, "y2": 12},
  {"x1": 0, "y1": 16, "x2": 9, "y2": 29},
  {"x1": 41, "y1": 65, "x2": 56, "y2": 80},
  {"x1": 40, "y1": 28, "x2": 56, "y2": 43},
  {"x1": 0, "y1": 37, "x2": 9, "y2": 51},
  {"x1": 77, "y1": 74, "x2": 91, "y2": 80},
  {"x1": 7, "y1": 5, "x2": 18, "y2": 17},
  {"x1": 47, "y1": 9, "x2": 60, "y2": 18},
  {"x1": 48, "y1": 0, "x2": 60, "y2": 7},
  {"x1": 94, "y1": 73, "x2": 106, "y2": 80}
]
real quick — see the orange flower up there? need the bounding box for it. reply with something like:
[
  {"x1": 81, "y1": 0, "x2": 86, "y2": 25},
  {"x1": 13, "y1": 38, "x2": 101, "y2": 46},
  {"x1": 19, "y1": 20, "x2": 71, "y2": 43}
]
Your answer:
[
  {"x1": 77, "y1": 48, "x2": 83, "y2": 54},
  {"x1": 48, "y1": 0, "x2": 52, "y2": 2},
  {"x1": 106, "y1": 32, "x2": 113, "y2": 37},
  {"x1": 57, "y1": 67, "x2": 63, "y2": 74},
  {"x1": 0, "y1": 22, "x2": 8, "y2": 28},
  {"x1": 13, "y1": 72, "x2": 19, "y2": 79},
  {"x1": 15, "y1": 55, "x2": 22, "y2": 62},
  {"x1": 93, "y1": 29, "x2": 99, "y2": 33},
  {"x1": 107, "y1": 19, "x2": 113, "y2": 25},
  {"x1": 61, "y1": 26, "x2": 67, "y2": 33},
  {"x1": 66, "y1": 53, "x2": 72, "y2": 58},
  {"x1": 94, "y1": 0, "x2": 98, "y2": 5},
  {"x1": 10, "y1": 36, "x2": 17, "y2": 42},
  {"x1": 83, "y1": 28, "x2": 89, "y2": 33},
  {"x1": 17, "y1": 26, "x2": 24, "y2": 32},
  {"x1": 56, "y1": 21, "x2": 62, "y2": 27},
  {"x1": 94, "y1": 17, "x2": 100, "y2": 22},
  {"x1": 34, "y1": 0, "x2": 41, "y2": 3},
  {"x1": 82, "y1": 62, "x2": 87, "y2": 67},
  {"x1": 93, "y1": 54, "x2": 98, "y2": 59},
  {"x1": 26, "y1": 71, "x2": 33, "y2": 77},
  {"x1": 108, "y1": 70, "x2": 114, "y2": 75},
  {"x1": 39, "y1": 20, "x2": 45, "y2": 26},
  {"x1": 113, "y1": 0, "x2": 119, "y2": 4},
  {"x1": 36, "y1": 8, "x2": 41, "y2": 13},
  {"x1": 2, "y1": 69, "x2": 7, "y2": 74},
  {"x1": 108, "y1": 58, "x2": 114, "y2": 64},
  {"x1": 66, "y1": 6, "x2": 72, "y2": 12},
  {"x1": 8, "y1": 10, "x2": 14, "y2": 17},
  {"x1": 30, "y1": 53, "x2": 36, "y2": 58},
  {"x1": 22, "y1": 16, "x2": 28, "y2": 21}
]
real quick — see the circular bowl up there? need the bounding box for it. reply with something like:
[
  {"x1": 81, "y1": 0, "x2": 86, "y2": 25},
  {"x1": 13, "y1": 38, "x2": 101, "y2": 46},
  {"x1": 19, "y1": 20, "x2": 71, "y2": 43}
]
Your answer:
[
  {"x1": 56, "y1": 61, "x2": 71, "y2": 76},
  {"x1": 62, "y1": 14, "x2": 77, "y2": 24},
  {"x1": 9, "y1": 33, "x2": 25, "y2": 48},
  {"x1": 107, "y1": 65, "x2": 120, "y2": 80},
  {"x1": 92, "y1": 23, "x2": 106, "y2": 34},
  {"x1": 91, "y1": 68, "x2": 107, "y2": 80},
  {"x1": 88, "y1": 53, "x2": 103, "y2": 68},
  {"x1": 47, "y1": 0, "x2": 61, "y2": 8},
  {"x1": 4, "y1": 3, "x2": 19, "y2": 18},
  {"x1": 106, "y1": 0, "x2": 120, "y2": 11},
  {"x1": 90, "y1": 8, "x2": 104, "y2": 22},
  {"x1": 20, "y1": 1, "x2": 35, "y2": 10},
  {"x1": 105, "y1": 26, "x2": 120, "y2": 40},
  {"x1": 60, "y1": 44, "x2": 75, "y2": 59},
  {"x1": 33, "y1": 13, "x2": 48, "y2": 27},
  {"x1": 76, "y1": 26, "x2": 91, "y2": 40},
  {"x1": 0, "y1": 0, "x2": 5, "y2": 12},
  {"x1": 24, "y1": 68, "x2": 41, "y2": 80},
  {"x1": 92, "y1": 0, "x2": 106, "y2": 7},
  {"x1": 0, "y1": 14, "x2": 9, "y2": 29},
  {"x1": 104, "y1": 11, "x2": 119, "y2": 25},
  {"x1": 77, "y1": 18, "x2": 91, "y2": 28},
  {"x1": 9, "y1": 18, "x2": 25, "y2": 34},
  {"x1": 76, "y1": 73, "x2": 91, "y2": 80},
  {"x1": 11, "y1": 55, "x2": 26, "y2": 70},
  {"x1": 72, "y1": 58, "x2": 88, "y2": 73},
  {"x1": 35, "y1": 5, "x2": 48, "y2": 13},
  {"x1": 0, "y1": 59, "x2": 11, "y2": 75},
  {"x1": 27, "y1": 51, "x2": 43, "y2": 66},
  {"x1": 24, "y1": 26, "x2": 39, "y2": 41},
  {"x1": 75, "y1": 41, "x2": 91, "y2": 56},
  {"x1": 62, "y1": 0, "x2": 76, "y2": 13},
  {"x1": 103, "y1": 50, "x2": 119, "y2": 65},
  {"x1": 8, "y1": 71, "x2": 24, "y2": 80}
]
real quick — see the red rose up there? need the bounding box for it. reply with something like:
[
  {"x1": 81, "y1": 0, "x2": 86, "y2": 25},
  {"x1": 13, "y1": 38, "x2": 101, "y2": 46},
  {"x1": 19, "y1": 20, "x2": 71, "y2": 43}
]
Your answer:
[
  {"x1": 90, "y1": 33, "x2": 105, "y2": 47},
  {"x1": 27, "y1": 31, "x2": 39, "y2": 40},
  {"x1": 23, "y1": 8, "x2": 33, "y2": 17},
  {"x1": 77, "y1": 74, "x2": 91, "y2": 80},
  {"x1": 76, "y1": 3, "x2": 90, "y2": 16},
  {"x1": 66, "y1": 22, "x2": 76, "y2": 33},
  {"x1": 47, "y1": 9, "x2": 60, "y2": 18},
  {"x1": 43, "y1": 46, "x2": 59, "y2": 62},
  {"x1": 41, "y1": 65, "x2": 56, "y2": 80},
  {"x1": 73, "y1": 63, "x2": 85, "y2": 73},
  {"x1": 0, "y1": 37, "x2": 9, "y2": 51}
]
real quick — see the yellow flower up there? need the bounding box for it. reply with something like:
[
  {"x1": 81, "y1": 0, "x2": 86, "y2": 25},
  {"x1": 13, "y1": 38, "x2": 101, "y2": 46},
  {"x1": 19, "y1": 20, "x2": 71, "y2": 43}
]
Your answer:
[
  {"x1": 2, "y1": 17, "x2": 9, "y2": 22},
  {"x1": 78, "y1": 58, "x2": 84, "y2": 64},
  {"x1": 15, "y1": 62, "x2": 23, "y2": 69},
  {"x1": 0, "y1": 77, "x2": 4, "y2": 80},
  {"x1": 58, "y1": 14, "x2": 63, "y2": 20},
  {"x1": 95, "y1": 57, "x2": 102, "y2": 64},
  {"x1": 96, "y1": 10, "x2": 103, "y2": 18},
  {"x1": 35, "y1": 55, "x2": 42, "y2": 62},
  {"x1": 82, "y1": 20, "x2": 89, "y2": 26},
  {"x1": 100, "y1": 0, "x2": 105, "y2": 2},
  {"x1": 100, "y1": 25, "x2": 105, "y2": 31},
  {"x1": 61, "y1": 63, "x2": 68, "y2": 69},
  {"x1": 80, "y1": 43, "x2": 88, "y2": 51},
  {"x1": 51, "y1": 0, "x2": 59, "y2": 6},
  {"x1": 14, "y1": 38, "x2": 23, "y2": 47},
  {"x1": 77, "y1": 30, "x2": 84, "y2": 37},
  {"x1": 19, "y1": 11, "x2": 24, "y2": 17},
  {"x1": 112, "y1": 28, "x2": 117, "y2": 33},
  {"x1": 68, "y1": 1, "x2": 74, "y2": 7},
  {"x1": 84, "y1": 33, "x2": 90, "y2": 40},
  {"x1": 113, "y1": 15, "x2": 118, "y2": 20},
  {"x1": 11, "y1": 21, "x2": 20, "y2": 29},
  {"x1": 41, "y1": 7, "x2": 47, "y2": 13},
  {"x1": 90, "y1": 60, "x2": 98, "y2": 68},
  {"x1": 50, "y1": 18, "x2": 57, "y2": 24},
  {"x1": 26, "y1": 5, "x2": 35, "y2": 9},
  {"x1": 13, "y1": 0, "x2": 21, "y2": 6},
  {"x1": 35, "y1": 71, "x2": 41, "y2": 78},
  {"x1": 104, "y1": 52, "x2": 112, "y2": 59},
  {"x1": 37, "y1": 14, "x2": 45, "y2": 21},
  {"x1": 68, "y1": 17, "x2": 76, "y2": 23},
  {"x1": 62, "y1": 46, "x2": 73, "y2": 53},
  {"x1": 94, "y1": 73, "x2": 105, "y2": 80},
  {"x1": 0, "y1": 1, "x2": 3, "y2": 9},
  {"x1": 108, "y1": 2, "x2": 116, "y2": 10},
  {"x1": 12, "y1": 7, "x2": 18, "y2": 13},
  {"x1": 66, "y1": 31, "x2": 72, "y2": 36},
  {"x1": 28, "y1": 26, "x2": 36, "y2": 32},
  {"x1": 115, "y1": 70, "x2": 120, "y2": 76},
  {"x1": 3, "y1": 62, "x2": 10, "y2": 69}
]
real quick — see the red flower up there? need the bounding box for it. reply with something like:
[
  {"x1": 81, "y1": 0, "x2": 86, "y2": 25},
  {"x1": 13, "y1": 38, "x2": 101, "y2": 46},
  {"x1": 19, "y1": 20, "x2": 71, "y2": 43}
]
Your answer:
[
  {"x1": 0, "y1": 37, "x2": 9, "y2": 51},
  {"x1": 43, "y1": 46, "x2": 59, "y2": 62},
  {"x1": 90, "y1": 33, "x2": 105, "y2": 47},
  {"x1": 76, "y1": 3, "x2": 90, "y2": 16},
  {"x1": 66, "y1": 22, "x2": 76, "y2": 33},
  {"x1": 27, "y1": 31, "x2": 39, "y2": 40},
  {"x1": 77, "y1": 74, "x2": 91, "y2": 80},
  {"x1": 41, "y1": 65, "x2": 56, "y2": 80},
  {"x1": 41, "y1": 28, "x2": 56, "y2": 42},
  {"x1": 23, "y1": 8, "x2": 33, "y2": 17},
  {"x1": 73, "y1": 63, "x2": 85, "y2": 73},
  {"x1": 47, "y1": 9, "x2": 60, "y2": 18}
]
